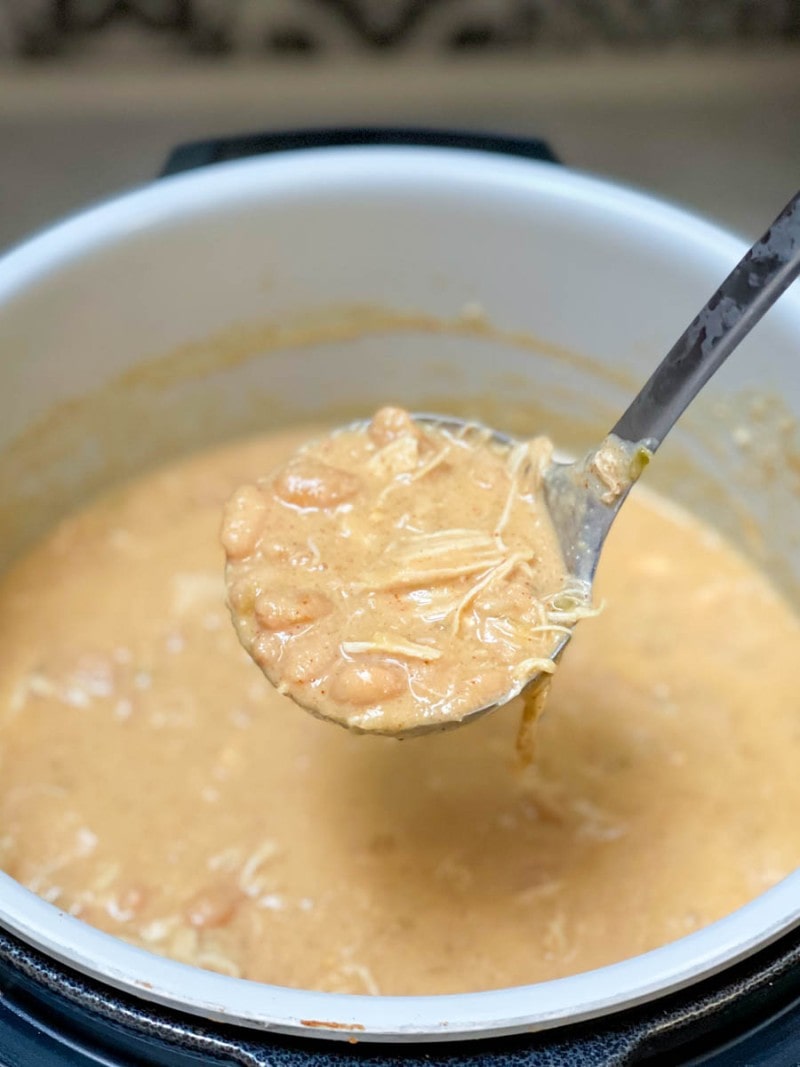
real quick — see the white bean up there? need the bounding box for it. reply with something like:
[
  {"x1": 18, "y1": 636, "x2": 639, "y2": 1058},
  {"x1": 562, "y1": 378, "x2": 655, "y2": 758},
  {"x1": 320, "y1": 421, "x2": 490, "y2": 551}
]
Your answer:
[
  {"x1": 220, "y1": 486, "x2": 269, "y2": 559},
  {"x1": 331, "y1": 661, "x2": 406, "y2": 706},
  {"x1": 254, "y1": 589, "x2": 332, "y2": 631},
  {"x1": 274, "y1": 460, "x2": 360, "y2": 509}
]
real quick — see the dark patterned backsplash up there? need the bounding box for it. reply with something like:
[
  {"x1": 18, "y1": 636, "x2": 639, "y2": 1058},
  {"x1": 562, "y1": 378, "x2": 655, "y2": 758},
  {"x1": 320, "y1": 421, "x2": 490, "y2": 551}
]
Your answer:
[{"x1": 0, "y1": 0, "x2": 798, "y2": 58}]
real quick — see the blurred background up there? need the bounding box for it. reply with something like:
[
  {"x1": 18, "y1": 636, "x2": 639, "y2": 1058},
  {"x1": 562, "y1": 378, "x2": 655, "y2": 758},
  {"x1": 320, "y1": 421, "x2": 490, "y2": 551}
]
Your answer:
[{"x1": 1, "y1": 0, "x2": 798, "y2": 251}]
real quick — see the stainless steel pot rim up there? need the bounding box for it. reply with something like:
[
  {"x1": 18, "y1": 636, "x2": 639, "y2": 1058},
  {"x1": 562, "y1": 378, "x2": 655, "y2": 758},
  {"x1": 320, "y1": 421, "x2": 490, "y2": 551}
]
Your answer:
[
  {"x1": 1, "y1": 146, "x2": 799, "y2": 1042},
  {"x1": 2, "y1": 143, "x2": 799, "y2": 324}
]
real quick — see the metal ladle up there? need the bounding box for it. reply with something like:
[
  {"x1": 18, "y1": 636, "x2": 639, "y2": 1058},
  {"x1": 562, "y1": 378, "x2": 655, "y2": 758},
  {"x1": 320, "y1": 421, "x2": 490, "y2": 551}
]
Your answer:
[{"x1": 402, "y1": 191, "x2": 800, "y2": 736}]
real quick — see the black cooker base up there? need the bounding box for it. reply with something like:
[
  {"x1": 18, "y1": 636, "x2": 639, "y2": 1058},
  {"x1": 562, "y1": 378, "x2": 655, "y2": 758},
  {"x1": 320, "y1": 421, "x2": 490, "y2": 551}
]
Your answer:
[{"x1": 2, "y1": 924, "x2": 800, "y2": 1065}]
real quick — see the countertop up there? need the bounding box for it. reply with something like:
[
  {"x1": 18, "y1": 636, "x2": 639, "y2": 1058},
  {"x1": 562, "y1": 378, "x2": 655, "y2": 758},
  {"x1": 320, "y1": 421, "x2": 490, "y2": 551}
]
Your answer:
[{"x1": 1, "y1": 47, "x2": 798, "y2": 252}]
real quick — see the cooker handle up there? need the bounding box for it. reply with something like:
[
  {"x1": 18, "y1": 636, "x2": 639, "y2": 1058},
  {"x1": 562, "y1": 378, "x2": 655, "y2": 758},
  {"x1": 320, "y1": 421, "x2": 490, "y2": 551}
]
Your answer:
[{"x1": 159, "y1": 127, "x2": 560, "y2": 176}]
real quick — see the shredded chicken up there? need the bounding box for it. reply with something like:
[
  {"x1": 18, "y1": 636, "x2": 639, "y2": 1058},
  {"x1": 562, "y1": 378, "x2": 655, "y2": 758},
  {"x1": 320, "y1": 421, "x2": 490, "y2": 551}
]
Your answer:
[{"x1": 223, "y1": 407, "x2": 593, "y2": 735}]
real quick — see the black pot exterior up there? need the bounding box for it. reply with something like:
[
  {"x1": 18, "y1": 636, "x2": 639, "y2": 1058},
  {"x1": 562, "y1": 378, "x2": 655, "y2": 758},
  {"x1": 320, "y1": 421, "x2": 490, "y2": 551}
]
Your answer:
[{"x1": 2, "y1": 924, "x2": 800, "y2": 1065}]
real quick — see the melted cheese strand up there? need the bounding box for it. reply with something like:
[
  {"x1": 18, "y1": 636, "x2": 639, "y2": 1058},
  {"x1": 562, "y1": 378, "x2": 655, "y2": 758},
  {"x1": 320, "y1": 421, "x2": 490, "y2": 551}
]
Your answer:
[
  {"x1": 372, "y1": 444, "x2": 452, "y2": 510},
  {"x1": 513, "y1": 657, "x2": 559, "y2": 678},
  {"x1": 393, "y1": 533, "x2": 496, "y2": 562},
  {"x1": 449, "y1": 551, "x2": 533, "y2": 635},
  {"x1": 366, "y1": 556, "x2": 507, "y2": 589},
  {"x1": 342, "y1": 636, "x2": 443, "y2": 660},
  {"x1": 525, "y1": 624, "x2": 574, "y2": 638},
  {"x1": 494, "y1": 442, "x2": 529, "y2": 542}
]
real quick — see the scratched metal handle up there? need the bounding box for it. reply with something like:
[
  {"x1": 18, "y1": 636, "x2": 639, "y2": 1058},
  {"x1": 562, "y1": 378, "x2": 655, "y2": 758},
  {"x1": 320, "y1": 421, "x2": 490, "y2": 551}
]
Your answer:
[{"x1": 613, "y1": 191, "x2": 800, "y2": 450}]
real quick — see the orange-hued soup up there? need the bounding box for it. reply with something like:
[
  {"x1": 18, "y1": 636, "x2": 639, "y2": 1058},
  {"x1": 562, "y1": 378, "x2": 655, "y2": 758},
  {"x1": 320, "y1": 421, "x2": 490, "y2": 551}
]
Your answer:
[
  {"x1": 1, "y1": 426, "x2": 799, "y2": 995},
  {"x1": 223, "y1": 407, "x2": 573, "y2": 735}
]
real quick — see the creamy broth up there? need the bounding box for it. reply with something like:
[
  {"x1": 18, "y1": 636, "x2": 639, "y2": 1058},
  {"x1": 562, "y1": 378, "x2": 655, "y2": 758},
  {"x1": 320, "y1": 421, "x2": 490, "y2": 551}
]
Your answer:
[
  {"x1": 223, "y1": 408, "x2": 577, "y2": 734},
  {"x1": 1, "y1": 427, "x2": 799, "y2": 994}
]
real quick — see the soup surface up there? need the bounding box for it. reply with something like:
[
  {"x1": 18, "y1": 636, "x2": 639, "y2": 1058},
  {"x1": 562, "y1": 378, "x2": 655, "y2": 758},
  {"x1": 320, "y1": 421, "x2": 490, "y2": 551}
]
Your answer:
[{"x1": 1, "y1": 426, "x2": 799, "y2": 994}]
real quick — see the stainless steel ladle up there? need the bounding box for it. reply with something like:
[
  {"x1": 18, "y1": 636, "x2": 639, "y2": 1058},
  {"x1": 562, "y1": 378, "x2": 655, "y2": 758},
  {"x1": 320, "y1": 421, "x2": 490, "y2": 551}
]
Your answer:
[{"x1": 401, "y1": 190, "x2": 800, "y2": 736}]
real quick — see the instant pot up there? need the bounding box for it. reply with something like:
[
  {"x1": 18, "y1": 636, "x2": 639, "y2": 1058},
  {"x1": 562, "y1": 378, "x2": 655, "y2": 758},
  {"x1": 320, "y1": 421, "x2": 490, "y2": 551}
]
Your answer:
[{"x1": 1, "y1": 129, "x2": 799, "y2": 1065}]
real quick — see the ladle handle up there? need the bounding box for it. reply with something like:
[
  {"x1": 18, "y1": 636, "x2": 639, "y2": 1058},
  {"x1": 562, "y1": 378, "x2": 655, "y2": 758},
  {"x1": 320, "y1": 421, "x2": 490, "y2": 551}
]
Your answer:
[{"x1": 612, "y1": 191, "x2": 800, "y2": 451}]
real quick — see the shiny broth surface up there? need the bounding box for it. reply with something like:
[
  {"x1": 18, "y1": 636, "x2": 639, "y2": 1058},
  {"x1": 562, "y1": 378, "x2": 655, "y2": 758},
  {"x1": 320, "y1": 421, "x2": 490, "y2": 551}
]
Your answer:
[{"x1": 1, "y1": 426, "x2": 799, "y2": 994}]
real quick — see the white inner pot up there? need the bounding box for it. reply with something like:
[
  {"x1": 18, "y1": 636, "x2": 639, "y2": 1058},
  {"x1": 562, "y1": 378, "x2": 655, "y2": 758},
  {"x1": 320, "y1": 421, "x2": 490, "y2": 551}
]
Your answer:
[{"x1": 1, "y1": 147, "x2": 799, "y2": 1043}]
